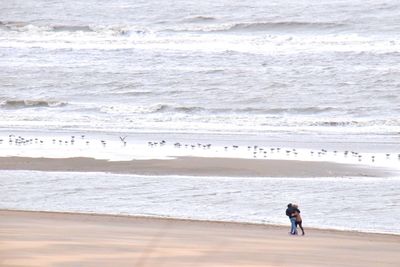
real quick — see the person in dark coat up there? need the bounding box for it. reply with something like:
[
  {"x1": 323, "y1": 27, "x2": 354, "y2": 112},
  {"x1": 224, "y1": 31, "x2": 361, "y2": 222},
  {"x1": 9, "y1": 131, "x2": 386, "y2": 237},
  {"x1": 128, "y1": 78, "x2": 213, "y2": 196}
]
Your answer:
[{"x1": 285, "y1": 203, "x2": 297, "y2": 235}]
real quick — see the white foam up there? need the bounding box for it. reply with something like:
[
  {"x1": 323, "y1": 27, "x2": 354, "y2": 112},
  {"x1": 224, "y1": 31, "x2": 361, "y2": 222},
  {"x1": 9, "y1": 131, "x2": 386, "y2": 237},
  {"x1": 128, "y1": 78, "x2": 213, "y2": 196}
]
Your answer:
[{"x1": 2, "y1": 27, "x2": 400, "y2": 55}]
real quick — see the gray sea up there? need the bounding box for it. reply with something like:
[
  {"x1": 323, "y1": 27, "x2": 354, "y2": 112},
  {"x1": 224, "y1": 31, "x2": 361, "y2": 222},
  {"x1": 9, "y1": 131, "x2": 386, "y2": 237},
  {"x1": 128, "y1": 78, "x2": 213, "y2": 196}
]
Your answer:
[{"x1": 1, "y1": 0, "x2": 399, "y2": 151}]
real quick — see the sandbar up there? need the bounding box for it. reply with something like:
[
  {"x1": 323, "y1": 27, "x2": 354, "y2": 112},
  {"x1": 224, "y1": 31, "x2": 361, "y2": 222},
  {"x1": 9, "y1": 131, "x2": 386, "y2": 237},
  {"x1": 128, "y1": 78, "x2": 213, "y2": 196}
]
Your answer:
[{"x1": 0, "y1": 156, "x2": 393, "y2": 177}]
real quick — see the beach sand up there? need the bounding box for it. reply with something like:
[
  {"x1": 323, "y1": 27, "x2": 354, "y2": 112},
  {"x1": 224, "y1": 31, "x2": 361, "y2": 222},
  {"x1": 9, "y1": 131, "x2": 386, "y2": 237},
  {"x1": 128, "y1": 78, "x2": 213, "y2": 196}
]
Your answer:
[
  {"x1": 0, "y1": 156, "x2": 393, "y2": 177},
  {"x1": 1, "y1": 157, "x2": 398, "y2": 266},
  {"x1": 0, "y1": 210, "x2": 399, "y2": 267}
]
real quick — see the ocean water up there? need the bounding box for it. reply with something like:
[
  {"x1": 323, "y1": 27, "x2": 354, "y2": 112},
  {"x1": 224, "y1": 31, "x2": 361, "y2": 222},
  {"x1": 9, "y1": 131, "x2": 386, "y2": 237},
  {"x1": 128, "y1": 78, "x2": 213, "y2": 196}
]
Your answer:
[
  {"x1": 0, "y1": 0, "x2": 400, "y2": 149},
  {"x1": 1, "y1": 171, "x2": 399, "y2": 234}
]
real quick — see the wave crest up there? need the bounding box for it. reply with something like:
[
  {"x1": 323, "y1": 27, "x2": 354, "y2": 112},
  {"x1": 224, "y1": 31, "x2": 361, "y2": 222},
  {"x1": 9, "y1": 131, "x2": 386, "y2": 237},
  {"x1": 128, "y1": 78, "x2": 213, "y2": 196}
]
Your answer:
[
  {"x1": 99, "y1": 103, "x2": 168, "y2": 114},
  {"x1": 0, "y1": 21, "x2": 148, "y2": 36},
  {"x1": 181, "y1": 16, "x2": 217, "y2": 23},
  {"x1": 221, "y1": 21, "x2": 346, "y2": 32},
  {"x1": 1, "y1": 20, "x2": 345, "y2": 35},
  {"x1": 51, "y1": 25, "x2": 94, "y2": 32},
  {"x1": 98, "y1": 104, "x2": 335, "y2": 115},
  {"x1": 1, "y1": 100, "x2": 67, "y2": 109},
  {"x1": 166, "y1": 21, "x2": 346, "y2": 33}
]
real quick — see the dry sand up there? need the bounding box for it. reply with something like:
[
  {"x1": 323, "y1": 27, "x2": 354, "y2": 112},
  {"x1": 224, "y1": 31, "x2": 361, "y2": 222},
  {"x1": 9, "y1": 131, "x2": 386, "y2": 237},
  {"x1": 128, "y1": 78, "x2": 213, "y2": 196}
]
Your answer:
[
  {"x1": 0, "y1": 210, "x2": 399, "y2": 267},
  {"x1": 0, "y1": 156, "x2": 393, "y2": 177}
]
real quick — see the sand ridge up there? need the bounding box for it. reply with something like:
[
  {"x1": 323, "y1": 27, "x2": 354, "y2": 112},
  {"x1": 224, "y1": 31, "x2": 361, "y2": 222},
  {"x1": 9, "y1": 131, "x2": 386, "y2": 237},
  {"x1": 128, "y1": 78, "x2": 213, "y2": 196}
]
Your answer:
[{"x1": 0, "y1": 156, "x2": 393, "y2": 177}]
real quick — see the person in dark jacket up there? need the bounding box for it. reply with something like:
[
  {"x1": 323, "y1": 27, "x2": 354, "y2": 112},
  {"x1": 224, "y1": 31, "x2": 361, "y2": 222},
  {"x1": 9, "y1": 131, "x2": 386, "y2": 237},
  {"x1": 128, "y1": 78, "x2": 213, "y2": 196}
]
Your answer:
[{"x1": 285, "y1": 203, "x2": 297, "y2": 235}]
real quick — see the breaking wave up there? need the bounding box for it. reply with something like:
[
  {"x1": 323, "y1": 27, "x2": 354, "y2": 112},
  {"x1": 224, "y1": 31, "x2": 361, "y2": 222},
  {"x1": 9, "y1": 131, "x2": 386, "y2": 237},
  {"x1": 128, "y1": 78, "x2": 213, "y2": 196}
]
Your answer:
[
  {"x1": 0, "y1": 21, "x2": 146, "y2": 36},
  {"x1": 181, "y1": 16, "x2": 217, "y2": 23},
  {"x1": 170, "y1": 105, "x2": 336, "y2": 115},
  {"x1": 0, "y1": 21, "x2": 94, "y2": 32},
  {"x1": 223, "y1": 21, "x2": 346, "y2": 32},
  {"x1": 1, "y1": 20, "x2": 345, "y2": 35},
  {"x1": 51, "y1": 25, "x2": 94, "y2": 32},
  {"x1": 98, "y1": 104, "x2": 335, "y2": 115},
  {"x1": 1, "y1": 100, "x2": 67, "y2": 109},
  {"x1": 163, "y1": 21, "x2": 347, "y2": 33}
]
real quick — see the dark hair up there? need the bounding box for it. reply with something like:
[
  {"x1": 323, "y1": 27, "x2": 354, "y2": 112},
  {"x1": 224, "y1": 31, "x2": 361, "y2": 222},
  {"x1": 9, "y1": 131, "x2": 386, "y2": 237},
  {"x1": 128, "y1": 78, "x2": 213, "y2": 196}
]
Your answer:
[{"x1": 287, "y1": 203, "x2": 292, "y2": 208}]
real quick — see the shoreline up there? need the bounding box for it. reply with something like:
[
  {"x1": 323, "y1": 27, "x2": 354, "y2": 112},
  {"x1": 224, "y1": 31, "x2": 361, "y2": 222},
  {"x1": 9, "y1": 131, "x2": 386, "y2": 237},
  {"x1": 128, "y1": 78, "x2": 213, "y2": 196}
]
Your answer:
[
  {"x1": 1, "y1": 209, "x2": 398, "y2": 237},
  {"x1": 1, "y1": 209, "x2": 399, "y2": 267},
  {"x1": 0, "y1": 156, "x2": 394, "y2": 177}
]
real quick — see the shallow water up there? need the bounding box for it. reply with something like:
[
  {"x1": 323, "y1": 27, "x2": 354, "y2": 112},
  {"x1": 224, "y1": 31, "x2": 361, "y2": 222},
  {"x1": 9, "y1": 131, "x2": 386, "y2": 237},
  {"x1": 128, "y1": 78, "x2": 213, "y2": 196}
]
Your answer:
[{"x1": 1, "y1": 170, "x2": 399, "y2": 234}]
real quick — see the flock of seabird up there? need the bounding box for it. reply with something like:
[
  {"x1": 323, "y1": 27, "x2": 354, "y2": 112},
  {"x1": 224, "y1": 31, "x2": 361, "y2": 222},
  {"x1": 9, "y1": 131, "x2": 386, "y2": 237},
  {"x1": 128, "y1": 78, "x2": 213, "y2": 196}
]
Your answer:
[{"x1": 1, "y1": 134, "x2": 399, "y2": 163}]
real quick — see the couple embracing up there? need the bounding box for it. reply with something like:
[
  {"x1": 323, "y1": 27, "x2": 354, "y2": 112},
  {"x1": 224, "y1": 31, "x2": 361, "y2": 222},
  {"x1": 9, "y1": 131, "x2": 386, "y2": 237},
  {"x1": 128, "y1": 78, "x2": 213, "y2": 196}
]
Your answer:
[{"x1": 286, "y1": 203, "x2": 305, "y2": 235}]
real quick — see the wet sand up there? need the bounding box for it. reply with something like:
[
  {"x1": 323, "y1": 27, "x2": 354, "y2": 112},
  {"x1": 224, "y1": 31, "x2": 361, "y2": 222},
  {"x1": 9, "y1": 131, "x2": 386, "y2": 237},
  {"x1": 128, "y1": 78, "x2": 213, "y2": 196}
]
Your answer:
[{"x1": 0, "y1": 156, "x2": 392, "y2": 177}]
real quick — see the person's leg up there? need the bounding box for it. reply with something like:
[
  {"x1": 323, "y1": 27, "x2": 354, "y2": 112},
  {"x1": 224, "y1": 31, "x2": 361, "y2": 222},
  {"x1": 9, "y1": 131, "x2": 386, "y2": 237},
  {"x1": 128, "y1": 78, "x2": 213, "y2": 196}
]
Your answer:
[
  {"x1": 298, "y1": 221, "x2": 305, "y2": 235},
  {"x1": 289, "y1": 218, "x2": 293, "y2": 234},
  {"x1": 290, "y1": 217, "x2": 297, "y2": 235}
]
